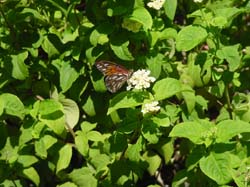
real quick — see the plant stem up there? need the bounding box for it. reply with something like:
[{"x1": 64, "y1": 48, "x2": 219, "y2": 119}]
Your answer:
[{"x1": 225, "y1": 84, "x2": 233, "y2": 119}]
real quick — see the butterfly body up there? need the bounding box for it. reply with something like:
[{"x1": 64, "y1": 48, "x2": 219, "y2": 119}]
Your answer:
[{"x1": 95, "y1": 61, "x2": 133, "y2": 93}]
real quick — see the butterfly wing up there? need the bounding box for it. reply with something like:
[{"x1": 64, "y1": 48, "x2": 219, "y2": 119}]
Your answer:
[
  {"x1": 95, "y1": 61, "x2": 133, "y2": 93},
  {"x1": 105, "y1": 74, "x2": 129, "y2": 93}
]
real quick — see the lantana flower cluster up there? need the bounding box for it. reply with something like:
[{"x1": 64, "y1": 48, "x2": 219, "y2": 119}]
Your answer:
[
  {"x1": 147, "y1": 0, "x2": 165, "y2": 10},
  {"x1": 193, "y1": 0, "x2": 203, "y2": 3},
  {"x1": 127, "y1": 69, "x2": 156, "y2": 91},
  {"x1": 141, "y1": 101, "x2": 161, "y2": 114}
]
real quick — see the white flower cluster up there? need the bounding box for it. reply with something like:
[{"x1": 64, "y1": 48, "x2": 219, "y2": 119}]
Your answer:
[
  {"x1": 193, "y1": 0, "x2": 203, "y2": 3},
  {"x1": 141, "y1": 101, "x2": 160, "y2": 114},
  {"x1": 127, "y1": 69, "x2": 156, "y2": 90},
  {"x1": 147, "y1": 0, "x2": 165, "y2": 10}
]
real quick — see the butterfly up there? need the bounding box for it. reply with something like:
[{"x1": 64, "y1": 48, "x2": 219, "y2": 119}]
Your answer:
[{"x1": 95, "y1": 60, "x2": 133, "y2": 93}]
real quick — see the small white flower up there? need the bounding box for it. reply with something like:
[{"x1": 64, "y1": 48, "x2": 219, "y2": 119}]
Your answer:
[
  {"x1": 193, "y1": 0, "x2": 203, "y2": 3},
  {"x1": 127, "y1": 69, "x2": 156, "y2": 91},
  {"x1": 141, "y1": 101, "x2": 160, "y2": 114},
  {"x1": 147, "y1": 0, "x2": 165, "y2": 10}
]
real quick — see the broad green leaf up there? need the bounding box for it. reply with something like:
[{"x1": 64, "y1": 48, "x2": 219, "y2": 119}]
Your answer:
[
  {"x1": 57, "y1": 144, "x2": 72, "y2": 173},
  {"x1": 38, "y1": 99, "x2": 66, "y2": 135},
  {"x1": 56, "y1": 60, "x2": 79, "y2": 93},
  {"x1": 108, "y1": 91, "x2": 150, "y2": 114},
  {"x1": 90, "y1": 30, "x2": 109, "y2": 46},
  {"x1": 41, "y1": 34, "x2": 61, "y2": 58},
  {"x1": 143, "y1": 151, "x2": 161, "y2": 176},
  {"x1": 11, "y1": 51, "x2": 29, "y2": 80},
  {"x1": 17, "y1": 155, "x2": 38, "y2": 167},
  {"x1": 110, "y1": 40, "x2": 134, "y2": 61},
  {"x1": 122, "y1": 18, "x2": 142, "y2": 33},
  {"x1": 68, "y1": 168, "x2": 97, "y2": 187},
  {"x1": 75, "y1": 131, "x2": 89, "y2": 156},
  {"x1": 87, "y1": 131, "x2": 104, "y2": 142},
  {"x1": 146, "y1": 53, "x2": 164, "y2": 79},
  {"x1": 80, "y1": 121, "x2": 97, "y2": 133},
  {"x1": 176, "y1": 25, "x2": 208, "y2": 51},
  {"x1": 0, "y1": 93, "x2": 25, "y2": 119},
  {"x1": 151, "y1": 113, "x2": 171, "y2": 127},
  {"x1": 0, "y1": 100, "x2": 4, "y2": 116},
  {"x1": 155, "y1": 138, "x2": 174, "y2": 164},
  {"x1": 213, "y1": 7, "x2": 244, "y2": 27},
  {"x1": 62, "y1": 27, "x2": 79, "y2": 44},
  {"x1": 42, "y1": 134, "x2": 58, "y2": 149},
  {"x1": 58, "y1": 182, "x2": 77, "y2": 187},
  {"x1": 60, "y1": 98, "x2": 79, "y2": 129},
  {"x1": 142, "y1": 119, "x2": 161, "y2": 144},
  {"x1": 89, "y1": 152, "x2": 110, "y2": 173},
  {"x1": 35, "y1": 139, "x2": 47, "y2": 159},
  {"x1": 210, "y1": 16, "x2": 227, "y2": 28},
  {"x1": 128, "y1": 7, "x2": 152, "y2": 30},
  {"x1": 169, "y1": 121, "x2": 214, "y2": 144},
  {"x1": 187, "y1": 53, "x2": 212, "y2": 87},
  {"x1": 153, "y1": 78, "x2": 182, "y2": 101},
  {"x1": 216, "y1": 120, "x2": 250, "y2": 143},
  {"x1": 21, "y1": 8, "x2": 46, "y2": 22},
  {"x1": 186, "y1": 146, "x2": 205, "y2": 171},
  {"x1": 126, "y1": 137, "x2": 142, "y2": 162},
  {"x1": 82, "y1": 95, "x2": 96, "y2": 116},
  {"x1": 89, "y1": 22, "x2": 114, "y2": 46},
  {"x1": 164, "y1": 0, "x2": 177, "y2": 20},
  {"x1": 216, "y1": 45, "x2": 241, "y2": 71},
  {"x1": 199, "y1": 152, "x2": 232, "y2": 185},
  {"x1": 181, "y1": 85, "x2": 195, "y2": 113},
  {"x1": 22, "y1": 167, "x2": 40, "y2": 186}
]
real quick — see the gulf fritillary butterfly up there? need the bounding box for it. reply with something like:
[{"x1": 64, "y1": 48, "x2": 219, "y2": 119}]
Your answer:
[{"x1": 95, "y1": 61, "x2": 133, "y2": 93}]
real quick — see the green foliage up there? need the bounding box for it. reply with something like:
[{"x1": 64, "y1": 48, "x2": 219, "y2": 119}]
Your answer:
[{"x1": 1, "y1": 0, "x2": 250, "y2": 186}]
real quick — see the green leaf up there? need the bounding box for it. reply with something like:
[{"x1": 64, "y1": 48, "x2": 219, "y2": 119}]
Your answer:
[
  {"x1": 143, "y1": 151, "x2": 161, "y2": 176},
  {"x1": 169, "y1": 120, "x2": 214, "y2": 144},
  {"x1": 42, "y1": 34, "x2": 61, "y2": 58},
  {"x1": 126, "y1": 137, "x2": 142, "y2": 162},
  {"x1": 155, "y1": 138, "x2": 174, "y2": 164},
  {"x1": 110, "y1": 40, "x2": 134, "y2": 61},
  {"x1": 181, "y1": 85, "x2": 195, "y2": 113},
  {"x1": 216, "y1": 120, "x2": 250, "y2": 143},
  {"x1": 151, "y1": 113, "x2": 171, "y2": 127},
  {"x1": 142, "y1": 119, "x2": 160, "y2": 144},
  {"x1": 17, "y1": 155, "x2": 38, "y2": 167},
  {"x1": 58, "y1": 182, "x2": 78, "y2": 187},
  {"x1": 62, "y1": 27, "x2": 79, "y2": 44},
  {"x1": 153, "y1": 78, "x2": 182, "y2": 101},
  {"x1": 11, "y1": 51, "x2": 29, "y2": 80},
  {"x1": 176, "y1": 25, "x2": 208, "y2": 51},
  {"x1": 89, "y1": 22, "x2": 114, "y2": 46},
  {"x1": 216, "y1": 45, "x2": 241, "y2": 71},
  {"x1": 35, "y1": 139, "x2": 47, "y2": 159},
  {"x1": 68, "y1": 168, "x2": 97, "y2": 187},
  {"x1": 87, "y1": 131, "x2": 104, "y2": 142},
  {"x1": 0, "y1": 93, "x2": 25, "y2": 119},
  {"x1": 108, "y1": 91, "x2": 150, "y2": 114},
  {"x1": 80, "y1": 121, "x2": 97, "y2": 133},
  {"x1": 146, "y1": 53, "x2": 164, "y2": 79},
  {"x1": 51, "y1": 60, "x2": 79, "y2": 93},
  {"x1": 82, "y1": 95, "x2": 96, "y2": 116},
  {"x1": 38, "y1": 99, "x2": 66, "y2": 135},
  {"x1": 75, "y1": 131, "x2": 89, "y2": 156},
  {"x1": 60, "y1": 98, "x2": 79, "y2": 129},
  {"x1": 89, "y1": 152, "x2": 110, "y2": 172},
  {"x1": 57, "y1": 144, "x2": 72, "y2": 173},
  {"x1": 164, "y1": 0, "x2": 177, "y2": 20},
  {"x1": 128, "y1": 7, "x2": 152, "y2": 30},
  {"x1": 22, "y1": 167, "x2": 40, "y2": 186},
  {"x1": 199, "y1": 152, "x2": 232, "y2": 185}
]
